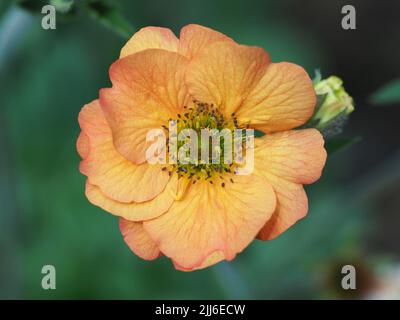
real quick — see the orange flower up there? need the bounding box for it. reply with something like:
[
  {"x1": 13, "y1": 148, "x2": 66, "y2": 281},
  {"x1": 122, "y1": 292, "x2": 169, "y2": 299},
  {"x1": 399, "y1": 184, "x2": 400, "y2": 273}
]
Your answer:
[{"x1": 77, "y1": 24, "x2": 327, "y2": 271}]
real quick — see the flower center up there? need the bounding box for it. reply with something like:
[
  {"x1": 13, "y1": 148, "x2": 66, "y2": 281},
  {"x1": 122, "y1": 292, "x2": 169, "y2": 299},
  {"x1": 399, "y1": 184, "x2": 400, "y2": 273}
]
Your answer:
[{"x1": 161, "y1": 100, "x2": 251, "y2": 186}]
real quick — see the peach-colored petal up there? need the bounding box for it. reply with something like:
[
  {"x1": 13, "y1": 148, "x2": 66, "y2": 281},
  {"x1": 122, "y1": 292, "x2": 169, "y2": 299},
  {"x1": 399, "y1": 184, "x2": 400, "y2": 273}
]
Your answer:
[
  {"x1": 235, "y1": 62, "x2": 316, "y2": 132},
  {"x1": 254, "y1": 129, "x2": 327, "y2": 184},
  {"x1": 120, "y1": 26, "x2": 178, "y2": 58},
  {"x1": 258, "y1": 178, "x2": 308, "y2": 240},
  {"x1": 178, "y1": 24, "x2": 234, "y2": 59},
  {"x1": 85, "y1": 176, "x2": 177, "y2": 221},
  {"x1": 119, "y1": 218, "x2": 161, "y2": 261},
  {"x1": 254, "y1": 129, "x2": 327, "y2": 240},
  {"x1": 173, "y1": 251, "x2": 225, "y2": 272},
  {"x1": 100, "y1": 49, "x2": 189, "y2": 164},
  {"x1": 76, "y1": 132, "x2": 90, "y2": 159},
  {"x1": 78, "y1": 100, "x2": 171, "y2": 203},
  {"x1": 144, "y1": 174, "x2": 276, "y2": 270},
  {"x1": 185, "y1": 41, "x2": 270, "y2": 118}
]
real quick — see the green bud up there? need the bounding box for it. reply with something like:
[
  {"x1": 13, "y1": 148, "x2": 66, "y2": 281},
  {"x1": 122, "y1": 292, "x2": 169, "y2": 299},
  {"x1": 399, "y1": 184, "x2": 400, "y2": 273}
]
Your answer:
[{"x1": 313, "y1": 76, "x2": 355, "y2": 127}]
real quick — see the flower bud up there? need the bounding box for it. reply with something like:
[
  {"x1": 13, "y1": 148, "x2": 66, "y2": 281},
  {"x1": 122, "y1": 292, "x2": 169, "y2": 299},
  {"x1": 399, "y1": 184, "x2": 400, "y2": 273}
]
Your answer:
[{"x1": 313, "y1": 76, "x2": 354, "y2": 127}]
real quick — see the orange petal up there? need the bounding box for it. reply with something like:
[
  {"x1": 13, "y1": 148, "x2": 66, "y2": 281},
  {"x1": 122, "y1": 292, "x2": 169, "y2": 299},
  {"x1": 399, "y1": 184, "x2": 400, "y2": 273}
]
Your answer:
[
  {"x1": 78, "y1": 100, "x2": 171, "y2": 203},
  {"x1": 178, "y1": 24, "x2": 234, "y2": 59},
  {"x1": 185, "y1": 41, "x2": 270, "y2": 118},
  {"x1": 76, "y1": 132, "x2": 90, "y2": 159},
  {"x1": 120, "y1": 26, "x2": 178, "y2": 58},
  {"x1": 254, "y1": 129, "x2": 327, "y2": 184},
  {"x1": 119, "y1": 218, "x2": 161, "y2": 260},
  {"x1": 258, "y1": 179, "x2": 308, "y2": 240},
  {"x1": 100, "y1": 49, "x2": 189, "y2": 164},
  {"x1": 173, "y1": 251, "x2": 225, "y2": 272},
  {"x1": 143, "y1": 174, "x2": 276, "y2": 270},
  {"x1": 254, "y1": 129, "x2": 327, "y2": 240},
  {"x1": 85, "y1": 176, "x2": 177, "y2": 221},
  {"x1": 235, "y1": 62, "x2": 316, "y2": 132}
]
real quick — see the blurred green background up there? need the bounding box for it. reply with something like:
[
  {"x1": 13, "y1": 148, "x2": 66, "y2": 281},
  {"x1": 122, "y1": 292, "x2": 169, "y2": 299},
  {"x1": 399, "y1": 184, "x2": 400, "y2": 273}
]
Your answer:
[{"x1": 1, "y1": 0, "x2": 400, "y2": 299}]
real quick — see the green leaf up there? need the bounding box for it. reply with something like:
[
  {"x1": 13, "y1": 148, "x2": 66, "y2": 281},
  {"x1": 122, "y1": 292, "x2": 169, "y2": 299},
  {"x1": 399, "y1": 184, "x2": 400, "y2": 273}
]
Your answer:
[
  {"x1": 370, "y1": 78, "x2": 400, "y2": 105},
  {"x1": 50, "y1": 0, "x2": 74, "y2": 13},
  {"x1": 325, "y1": 136, "x2": 361, "y2": 154},
  {"x1": 85, "y1": 0, "x2": 134, "y2": 39}
]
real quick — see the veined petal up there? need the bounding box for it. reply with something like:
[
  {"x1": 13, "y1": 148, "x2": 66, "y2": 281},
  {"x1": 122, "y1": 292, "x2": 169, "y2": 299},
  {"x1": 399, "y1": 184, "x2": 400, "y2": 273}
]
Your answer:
[
  {"x1": 254, "y1": 129, "x2": 327, "y2": 184},
  {"x1": 85, "y1": 176, "x2": 177, "y2": 221},
  {"x1": 173, "y1": 251, "x2": 226, "y2": 271},
  {"x1": 78, "y1": 100, "x2": 171, "y2": 203},
  {"x1": 185, "y1": 41, "x2": 270, "y2": 118},
  {"x1": 143, "y1": 174, "x2": 276, "y2": 270},
  {"x1": 257, "y1": 180, "x2": 308, "y2": 240},
  {"x1": 100, "y1": 49, "x2": 190, "y2": 164},
  {"x1": 235, "y1": 62, "x2": 316, "y2": 132},
  {"x1": 119, "y1": 218, "x2": 161, "y2": 261},
  {"x1": 179, "y1": 24, "x2": 234, "y2": 59},
  {"x1": 120, "y1": 26, "x2": 178, "y2": 58},
  {"x1": 254, "y1": 129, "x2": 327, "y2": 240}
]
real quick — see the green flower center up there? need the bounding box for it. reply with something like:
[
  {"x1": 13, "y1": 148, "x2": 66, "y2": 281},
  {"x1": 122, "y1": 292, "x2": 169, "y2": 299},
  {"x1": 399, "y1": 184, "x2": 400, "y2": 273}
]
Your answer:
[{"x1": 162, "y1": 100, "x2": 251, "y2": 186}]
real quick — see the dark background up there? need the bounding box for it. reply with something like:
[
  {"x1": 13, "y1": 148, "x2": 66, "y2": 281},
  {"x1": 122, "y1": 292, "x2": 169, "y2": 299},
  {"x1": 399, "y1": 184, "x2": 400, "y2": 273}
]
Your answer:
[{"x1": 0, "y1": 0, "x2": 399, "y2": 299}]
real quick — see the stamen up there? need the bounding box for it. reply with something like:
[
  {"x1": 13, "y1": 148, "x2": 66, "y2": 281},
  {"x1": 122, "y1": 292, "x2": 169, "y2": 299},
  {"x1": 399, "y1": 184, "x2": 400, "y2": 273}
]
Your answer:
[{"x1": 161, "y1": 100, "x2": 247, "y2": 182}]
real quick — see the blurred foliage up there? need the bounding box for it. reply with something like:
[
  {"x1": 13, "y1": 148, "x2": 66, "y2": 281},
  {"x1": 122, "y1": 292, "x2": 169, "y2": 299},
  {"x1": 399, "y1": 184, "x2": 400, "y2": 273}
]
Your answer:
[
  {"x1": 370, "y1": 79, "x2": 400, "y2": 105},
  {"x1": 16, "y1": 0, "x2": 48, "y2": 11},
  {"x1": 16, "y1": 0, "x2": 134, "y2": 38},
  {"x1": 50, "y1": 0, "x2": 74, "y2": 14},
  {"x1": 0, "y1": 0, "x2": 398, "y2": 300},
  {"x1": 85, "y1": 0, "x2": 134, "y2": 38},
  {"x1": 325, "y1": 137, "x2": 362, "y2": 155}
]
